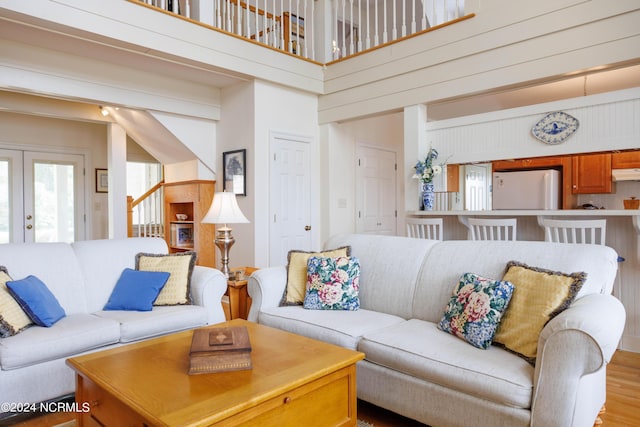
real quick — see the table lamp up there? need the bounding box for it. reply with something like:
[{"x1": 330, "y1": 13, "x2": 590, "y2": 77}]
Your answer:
[{"x1": 202, "y1": 191, "x2": 249, "y2": 278}]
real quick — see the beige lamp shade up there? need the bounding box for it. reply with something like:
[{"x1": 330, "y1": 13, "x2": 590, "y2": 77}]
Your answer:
[{"x1": 202, "y1": 191, "x2": 249, "y2": 225}]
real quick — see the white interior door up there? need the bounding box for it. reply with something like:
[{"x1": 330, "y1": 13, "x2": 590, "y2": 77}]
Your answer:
[
  {"x1": 356, "y1": 145, "x2": 397, "y2": 235},
  {"x1": 464, "y1": 163, "x2": 490, "y2": 211},
  {"x1": 0, "y1": 149, "x2": 85, "y2": 243},
  {"x1": 269, "y1": 133, "x2": 312, "y2": 266}
]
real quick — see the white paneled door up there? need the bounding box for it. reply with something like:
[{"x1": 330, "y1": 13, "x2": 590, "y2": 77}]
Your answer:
[
  {"x1": 464, "y1": 164, "x2": 490, "y2": 211},
  {"x1": 0, "y1": 149, "x2": 85, "y2": 243},
  {"x1": 269, "y1": 133, "x2": 312, "y2": 266},
  {"x1": 356, "y1": 145, "x2": 397, "y2": 235}
]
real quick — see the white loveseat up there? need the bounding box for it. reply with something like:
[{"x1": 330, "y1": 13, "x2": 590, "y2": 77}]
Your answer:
[
  {"x1": 247, "y1": 234, "x2": 626, "y2": 427},
  {"x1": 0, "y1": 237, "x2": 227, "y2": 411}
]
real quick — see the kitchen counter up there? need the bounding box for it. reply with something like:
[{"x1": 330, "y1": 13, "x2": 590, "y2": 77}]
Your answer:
[{"x1": 407, "y1": 209, "x2": 640, "y2": 217}]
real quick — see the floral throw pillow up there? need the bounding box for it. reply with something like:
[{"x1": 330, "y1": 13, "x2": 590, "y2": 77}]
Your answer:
[
  {"x1": 438, "y1": 273, "x2": 514, "y2": 350},
  {"x1": 303, "y1": 256, "x2": 360, "y2": 311}
]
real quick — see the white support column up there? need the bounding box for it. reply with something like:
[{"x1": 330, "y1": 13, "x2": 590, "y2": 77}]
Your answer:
[
  {"x1": 404, "y1": 104, "x2": 427, "y2": 211},
  {"x1": 107, "y1": 123, "x2": 128, "y2": 239}
]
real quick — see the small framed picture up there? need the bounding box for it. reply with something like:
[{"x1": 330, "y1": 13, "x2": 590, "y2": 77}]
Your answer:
[
  {"x1": 223, "y1": 149, "x2": 246, "y2": 196},
  {"x1": 171, "y1": 223, "x2": 194, "y2": 247},
  {"x1": 95, "y1": 168, "x2": 108, "y2": 193}
]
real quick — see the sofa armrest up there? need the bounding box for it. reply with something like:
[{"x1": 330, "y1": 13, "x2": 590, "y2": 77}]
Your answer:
[
  {"x1": 190, "y1": 265, "x2": 228, "y2": 325},
  {"x1": 530, "y1": 294, "x2": 626, "y2": 427},
  {"x1": 247, "y1": 266, "x2": 287, "y2": 322}
]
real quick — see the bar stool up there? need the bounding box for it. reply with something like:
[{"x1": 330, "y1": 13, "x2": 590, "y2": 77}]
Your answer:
[
  {"x1": 406, "y1": 217, "x2": 444, "y2": 240},
  {"x1": 540, "y1": 218, "x2": 606, "y2": 245},
  {"x1": 468, "y1": 218, "x2": 517, "y2": 241}
]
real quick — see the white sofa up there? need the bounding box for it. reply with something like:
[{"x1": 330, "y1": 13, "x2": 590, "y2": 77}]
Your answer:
[
  {"x1": 247, "y1": 234, "x2": 626, "y2": 427},
  {"x1": 0, "y1": 237, "x2": 227, "y2": 411}
]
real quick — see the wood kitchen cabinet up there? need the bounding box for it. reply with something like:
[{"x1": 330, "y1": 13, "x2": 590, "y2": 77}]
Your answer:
[
  {"x1": 612, "y1": 150, "x2": 640, "y2": 169},
  {"x1": 571, "y1": 153, "x2": 612, "y2": 194}
]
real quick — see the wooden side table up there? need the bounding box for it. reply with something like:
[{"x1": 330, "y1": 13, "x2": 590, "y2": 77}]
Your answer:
[{"x1": 226, "y1": 267, "x2": 258, "y2": 320}]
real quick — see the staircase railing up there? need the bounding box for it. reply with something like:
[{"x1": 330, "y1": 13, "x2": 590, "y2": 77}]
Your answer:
[
  {"x1": 127, "y1": 180, "x2": 165, "y2": 238},
  {"x1": 131, "y1": 0, "x2": 469, "y2": 62}
]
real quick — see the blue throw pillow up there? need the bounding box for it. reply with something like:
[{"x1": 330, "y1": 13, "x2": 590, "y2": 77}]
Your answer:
[
  {"x1": 6, "y1": 275, "x2": 66, "y2": 327},
  {"x1": 104, "y1": 268, "x2": 170, "y2": 312}
]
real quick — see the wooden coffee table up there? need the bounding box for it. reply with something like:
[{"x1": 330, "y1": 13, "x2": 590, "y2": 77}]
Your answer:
[{"x1": 66, "y1": 319, "x2": 364, "y2": 426}]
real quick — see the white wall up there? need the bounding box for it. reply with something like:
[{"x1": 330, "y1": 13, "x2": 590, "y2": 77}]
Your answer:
[
  {"x1": 324, "y1": 112, "x2": 404, "y2": 240},
  {"x1": 428, "y1": 88, "x2": 640, "y2": 164},
  {"x1": 219, "y1": 82, "x2": 255, "y2": 271},
  {"x1": 253, "y1": 80, "x2": 320, "y2": 266}
]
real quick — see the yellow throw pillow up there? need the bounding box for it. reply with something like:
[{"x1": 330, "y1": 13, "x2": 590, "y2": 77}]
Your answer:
[
  {"x1": 0, "y1": 266, "x2": 33, "y2": 337},
  {"x1": 280, "y1": 246, "x2": 351, "y2": 306},
  {"x1": 136, "y1": 252, "x2": 196, "y2": 306},
  {"x1": 494, "y1": 261, "x2": 586, "y2": 364}
]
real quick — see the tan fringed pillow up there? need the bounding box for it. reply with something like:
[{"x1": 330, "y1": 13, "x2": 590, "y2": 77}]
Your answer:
[
  {"x1": 136, "y1": 252, "x2": 196, "y2": 306},
  {"x1": 493, "y1": 261, "x2": 586, "y2": 364},
  {"x1": 280, "y1": 246, "x2": 351, "y2": 306},
  {"x1": 0, "y1": 266, "x2": 33, "y2": 337}
]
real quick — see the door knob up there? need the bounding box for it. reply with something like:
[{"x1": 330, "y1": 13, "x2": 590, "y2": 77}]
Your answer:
[
  {"x1": 304, "y1": 225, "x2": 311, "y2": 231},
  {"x1": 26, "y1": 224, "x2": 33, "y2": 229},
  {"x1": 26, "y1": 215, "x2": 32, "y2": 220}
]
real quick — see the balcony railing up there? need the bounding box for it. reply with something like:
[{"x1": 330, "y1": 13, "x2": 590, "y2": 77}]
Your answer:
[{"x1": 134, "y1": 0, "x2": 468, "y2": 62}]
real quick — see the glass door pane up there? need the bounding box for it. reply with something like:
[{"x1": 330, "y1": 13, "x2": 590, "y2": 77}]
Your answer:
[
  {"x1": 0, "y1": 149, "x2": 24, "y2": 244},
  {"x1": 0, "y1": 159, "x2": 9, "y2": 244},
  {"x1": 33, "y1": 162, "x2": 75, "y2": 243},
  {"x1": 24, "y1": 152, "x2": 85, "y2": 243}
]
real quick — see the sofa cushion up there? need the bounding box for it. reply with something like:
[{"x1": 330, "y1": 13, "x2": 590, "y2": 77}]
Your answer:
[
  {"x1": 258, "y1": 305, "x2": 405, "y2": 350},
  {"x1": 437, "y1": 273, "x2": 514, "y2": 349},
  {"x1": 72, "y1": 237, "x2": 169, "y2": 313},
  {"x1": 95, "y1": 305, "x2": 208, "y2": 343},
  {"x1": 0, "y1": 243, "x2": 87, "y2": 315},
  {"x1": 136, "y1": 252, "x2": 196, "y2": 306},
  {"x1": 494, "y1": 261, "x2": 586, "y2": 363},
  {"x1": 0, "y1": 267, "x2": 33, "y2": 337},
  {"x1": 6, "y1": 275, "x2": 66, "y2": 327},
  {"x1": 304, "y1": 256, "x2": 360, "y2": 311},
  {"x1": 0, "y1": 313, "x2": 120, "y2": 370},
  {"x1": 103, "y1": 268, "x2": 170, "y2": 311},
  {"x1": 359, "y1": 319, "x2": 534, "y2": 409},
  {"x1": 281, "y1": 246, "x2": 351, "y2": 306}
]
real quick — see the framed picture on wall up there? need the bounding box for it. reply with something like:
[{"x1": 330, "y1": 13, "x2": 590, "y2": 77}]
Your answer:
[
  {"x1": 95, "y1": 168, "x2": 108, "y2": 193},
  {"x1": 223, "y1": 149, "x2": 246, "y2": 196}
]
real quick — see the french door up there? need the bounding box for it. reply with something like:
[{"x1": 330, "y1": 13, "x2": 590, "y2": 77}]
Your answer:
[{"x1": 0, "y1": 148, "x2": 85, "y2": 243}]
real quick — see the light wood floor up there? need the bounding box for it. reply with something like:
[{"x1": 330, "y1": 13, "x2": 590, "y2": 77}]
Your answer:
[{"x1": 8, "y1": 350, "x2": 640, "y2": 427}]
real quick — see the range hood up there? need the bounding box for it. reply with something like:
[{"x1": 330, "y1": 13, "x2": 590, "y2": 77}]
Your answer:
[{"x1": 612, "y1": 168, "x2": 640, "y2": 181}]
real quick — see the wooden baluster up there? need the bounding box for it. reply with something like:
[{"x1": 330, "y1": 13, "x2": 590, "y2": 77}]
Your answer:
[
  {"x1": 365, "y1": 0, "x2": 370, "y2": 49},
  {"x1": 392, "y1": 0, "x2": 397, "y2": 40},
  {"x1": 411, "y1": 0, "x2": 416, "y2": 33},
  {"x1": 401, "y1": 0, "x2": 406, "y2": 37},
  {"x1": 309, "y1": 0, "x2": 315, "y2": 59},
  {"x1": 382, "y1": 0, "x2": 388, "y2": 43},
  {"x1": 374, "y1": 0, "x2": 379, "y2": 46},
  {"x1": 349, "y1": 0, "x2": 354, "y2": 55},
  {"x1": 357, "y1": 0, "x2": 362, "y2": 53},
  {"x1": 340, "y1": 0, "x2": 346, "y2": 55}
]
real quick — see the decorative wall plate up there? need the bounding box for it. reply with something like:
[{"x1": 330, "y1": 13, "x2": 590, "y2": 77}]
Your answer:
[{"x1": 531, "y1": 111, "x2": 579, "y2": 145}]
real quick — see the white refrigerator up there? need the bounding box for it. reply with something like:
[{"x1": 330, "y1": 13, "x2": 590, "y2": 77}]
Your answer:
[{"x1": 492, "y1": 169, "x2": 561, "y2": 210}]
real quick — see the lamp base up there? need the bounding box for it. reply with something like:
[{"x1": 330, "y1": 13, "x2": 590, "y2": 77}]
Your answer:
[{"x1": 214, "y1": 226, "x2": 235, "y2": 278}]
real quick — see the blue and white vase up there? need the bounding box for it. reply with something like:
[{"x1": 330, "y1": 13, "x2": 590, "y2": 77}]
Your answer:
[{"x1": 421, "y1": 182, "x2": 435, "y2": 211}]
